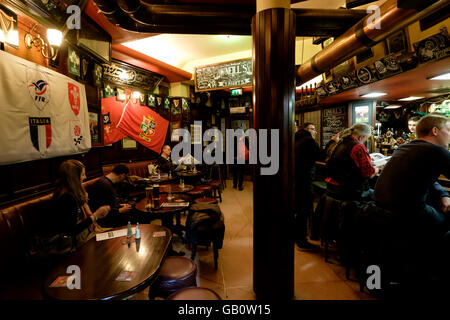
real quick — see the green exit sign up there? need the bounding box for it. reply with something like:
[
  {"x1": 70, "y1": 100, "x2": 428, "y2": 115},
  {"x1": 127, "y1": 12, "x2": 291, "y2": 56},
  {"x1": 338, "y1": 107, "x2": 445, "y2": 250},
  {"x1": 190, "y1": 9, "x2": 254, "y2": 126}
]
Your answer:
[{"x1": 231, "y1": 88, "x2": 243, "y2": 96}]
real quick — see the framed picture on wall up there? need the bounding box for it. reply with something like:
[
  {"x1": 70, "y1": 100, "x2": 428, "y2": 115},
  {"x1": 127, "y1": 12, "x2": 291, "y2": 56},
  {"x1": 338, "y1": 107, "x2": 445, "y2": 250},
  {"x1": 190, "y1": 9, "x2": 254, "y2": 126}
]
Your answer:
[
  {"x1": 88, "y1": 110, "x2": 102, "y2": 147},
  {"x1": 386, "y1": 30, "x2": 407, "y2": 55},
  {"x1": 351, "y1": 101, "x2": 374, "y2": 125},
  {"x1": 355, "y1": 106, "x2": 370, "y2": 124},
  {"x1": 121, "y1": 136, "x2": 137, "y2": 150}
]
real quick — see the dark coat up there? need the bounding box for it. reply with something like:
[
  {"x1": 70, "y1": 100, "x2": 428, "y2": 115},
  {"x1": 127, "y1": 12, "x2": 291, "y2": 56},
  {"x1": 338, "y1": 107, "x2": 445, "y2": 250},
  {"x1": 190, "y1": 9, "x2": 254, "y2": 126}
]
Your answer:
[{"x1": 295, "y1": 129, "x2": 324, "y2": 188}]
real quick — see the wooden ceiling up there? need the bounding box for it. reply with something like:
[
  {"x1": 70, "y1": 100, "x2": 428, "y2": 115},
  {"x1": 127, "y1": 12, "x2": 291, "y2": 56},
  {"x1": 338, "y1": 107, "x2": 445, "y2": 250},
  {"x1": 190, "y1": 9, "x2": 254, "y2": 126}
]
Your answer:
[{"x1": 89, "y1": 0, "x2": 366, "y2": 38}]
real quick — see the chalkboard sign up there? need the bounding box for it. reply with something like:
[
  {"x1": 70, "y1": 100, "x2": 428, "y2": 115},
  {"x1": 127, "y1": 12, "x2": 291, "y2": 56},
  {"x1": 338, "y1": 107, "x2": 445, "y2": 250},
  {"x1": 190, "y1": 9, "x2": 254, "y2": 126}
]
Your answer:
[
  {"x1": 321, "y1": 106, "x2": 347, "y2": 147},
  {"x1": 194, "y1": 59, "x2": 252, "y2": 92}
]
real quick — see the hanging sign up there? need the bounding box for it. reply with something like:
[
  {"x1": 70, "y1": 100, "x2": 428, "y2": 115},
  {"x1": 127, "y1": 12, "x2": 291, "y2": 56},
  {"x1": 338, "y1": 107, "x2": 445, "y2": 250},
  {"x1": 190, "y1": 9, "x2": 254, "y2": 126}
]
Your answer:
[
  {"x1": 102, "y1": 60, "x2": 164, "y2": 92},
  {"x1": 195, "y1": 59, "x2": 252, "y2": 92}
]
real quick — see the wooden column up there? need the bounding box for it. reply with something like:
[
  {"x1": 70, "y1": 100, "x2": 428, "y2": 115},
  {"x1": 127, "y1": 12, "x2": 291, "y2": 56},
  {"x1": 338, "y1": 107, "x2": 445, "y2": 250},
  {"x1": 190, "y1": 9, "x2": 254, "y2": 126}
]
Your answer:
[{"x1": 252, "y1": 3, "x2": 296, "y2": 299}]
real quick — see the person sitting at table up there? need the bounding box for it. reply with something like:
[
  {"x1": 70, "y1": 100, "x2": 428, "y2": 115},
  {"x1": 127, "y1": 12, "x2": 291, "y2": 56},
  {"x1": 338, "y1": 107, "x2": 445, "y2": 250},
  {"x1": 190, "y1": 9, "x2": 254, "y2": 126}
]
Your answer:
[
  {"x1": 87, "y1": 164, "x2": 133, "y2": 228},
  {"x1": 156, "y1": 144, "x2": 176, "y2": 173},
  {"x1": 374, "y1": 114, "x2": 450, "y2": 238},
  {"x1": 326, "y1": 123, "x2": 378, "y2": 200},
  {"x1": 36, "y1": 160, "x2": 110, "y2": 255}
]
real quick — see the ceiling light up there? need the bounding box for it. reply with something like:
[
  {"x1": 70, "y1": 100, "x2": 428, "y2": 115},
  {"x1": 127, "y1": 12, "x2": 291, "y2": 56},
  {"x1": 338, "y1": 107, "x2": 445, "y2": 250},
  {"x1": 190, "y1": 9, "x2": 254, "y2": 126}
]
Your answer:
[
  {"x1": 132, "y1": 91, "x2": 141, "y2": 99},
  {"x1": 429, "y1": 73, "x2": 450, "y2": 80},
  {"x1": 398, "y1": 96, "x2": 424, "y2": 101},
  {"x1": 384, "y1": 105, "x2": 401, "y2": 109},
  {"x1": 361, "y1": 92, "x2": 387, "y2": 98}
]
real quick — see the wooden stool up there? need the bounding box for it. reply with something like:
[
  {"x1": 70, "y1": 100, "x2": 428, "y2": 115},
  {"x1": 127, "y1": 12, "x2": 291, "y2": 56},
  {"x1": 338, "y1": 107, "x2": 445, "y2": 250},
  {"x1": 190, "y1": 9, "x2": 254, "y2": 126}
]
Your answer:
[
  {"x1": 194, "y1": 197, "x2": 218, "y2": 205},
  {"x1": 208, "y1": 181, "x2": 222, "y2": 202},
  {"x1": 167, "y1": 287, "x2": 222, "y2": 300},
  {"x1": 209, "y1": 164, "x2": 225, "y2": 190},
  {"x1": 148, "y1": 256, "x2": 197, "y2": 299},
  {"x1": 196, "y1": 185, "x2": 213, "y2": 197},
  {"x1": 187, "y1": 189, "x2": 204, "y2": 199}
]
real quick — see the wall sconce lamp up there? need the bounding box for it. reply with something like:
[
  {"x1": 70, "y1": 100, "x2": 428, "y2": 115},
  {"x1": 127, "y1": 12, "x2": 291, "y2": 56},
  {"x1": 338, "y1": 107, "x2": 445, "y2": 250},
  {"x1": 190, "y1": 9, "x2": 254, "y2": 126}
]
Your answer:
[{"x1": 24, "y1": 24, "x2": 62, "y2": 61}]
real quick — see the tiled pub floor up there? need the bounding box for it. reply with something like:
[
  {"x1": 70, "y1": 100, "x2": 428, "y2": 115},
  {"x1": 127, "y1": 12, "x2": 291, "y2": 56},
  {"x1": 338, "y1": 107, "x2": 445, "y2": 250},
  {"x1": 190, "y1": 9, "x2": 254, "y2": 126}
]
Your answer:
[{"x1": 132, "y1": 180, "x2": 375, "y2": 300}]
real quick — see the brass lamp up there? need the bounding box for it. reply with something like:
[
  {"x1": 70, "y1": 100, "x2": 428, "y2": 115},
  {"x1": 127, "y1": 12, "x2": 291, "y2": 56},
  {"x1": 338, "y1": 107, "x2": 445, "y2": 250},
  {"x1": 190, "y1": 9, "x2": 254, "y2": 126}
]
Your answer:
[{"x1": 24, "y1": 24, "x2": 62, "y2": 60}]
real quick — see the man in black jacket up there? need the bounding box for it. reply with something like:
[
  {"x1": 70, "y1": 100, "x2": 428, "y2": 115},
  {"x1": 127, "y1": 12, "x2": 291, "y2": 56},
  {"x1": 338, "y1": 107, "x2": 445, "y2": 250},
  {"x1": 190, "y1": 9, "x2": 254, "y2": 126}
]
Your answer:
[
  {"x1": 87, "y1": 164, "x2": 133, "y2": 227},
  {"x1": 295, "y1": 123, "x2": 325, "y2": 250}
]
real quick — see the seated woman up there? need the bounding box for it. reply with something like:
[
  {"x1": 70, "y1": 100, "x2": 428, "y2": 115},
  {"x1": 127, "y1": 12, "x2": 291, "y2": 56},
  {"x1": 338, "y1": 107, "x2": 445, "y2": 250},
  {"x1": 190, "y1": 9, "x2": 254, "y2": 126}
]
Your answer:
[
  {"x1": 37, "y1": 160, "x2": 110, "y2": 255},
  {"x1": 326, "y1": 123, "x2": 378, "y2": 200}
]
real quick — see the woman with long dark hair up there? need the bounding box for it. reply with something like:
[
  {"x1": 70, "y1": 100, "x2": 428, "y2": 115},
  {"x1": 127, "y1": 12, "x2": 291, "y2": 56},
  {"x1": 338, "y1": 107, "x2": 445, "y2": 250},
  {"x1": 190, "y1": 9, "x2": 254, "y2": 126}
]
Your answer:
[{"x1": 44, "y1": 160, "x2": 110, "y2": 253}]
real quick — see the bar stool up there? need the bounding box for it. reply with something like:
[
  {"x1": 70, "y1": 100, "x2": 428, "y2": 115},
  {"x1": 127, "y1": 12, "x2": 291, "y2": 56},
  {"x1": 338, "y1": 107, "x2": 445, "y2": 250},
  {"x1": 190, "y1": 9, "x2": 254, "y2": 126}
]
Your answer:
[
  {"x1": 187, "y1": 188, "x2": 205, "y2": 199},
  {"x1": 148, "y1": 256, "x2": 197, "y2": 299},
  {"x1": 196, "y1": 185, "x2": 213, "y2": 197},
  {"x1": 194, "y1": 197, "x2": 218, "y2": 205},
  {"x1": 207, "y1": 181, "x2": 222, "y2": 202},
  {"x1": 167, "y1": 287, "x2": 222, "y2": 300},
  {"x1": 209, "y1": 164, "x2": 225, "y2": 190}
]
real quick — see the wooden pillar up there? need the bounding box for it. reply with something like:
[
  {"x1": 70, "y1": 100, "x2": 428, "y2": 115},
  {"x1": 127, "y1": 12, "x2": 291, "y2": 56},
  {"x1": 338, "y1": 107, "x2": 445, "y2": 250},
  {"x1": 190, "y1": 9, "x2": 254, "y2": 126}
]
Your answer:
[{"x1": 252, "y1": 0, "x2": 296, "y2": 300}]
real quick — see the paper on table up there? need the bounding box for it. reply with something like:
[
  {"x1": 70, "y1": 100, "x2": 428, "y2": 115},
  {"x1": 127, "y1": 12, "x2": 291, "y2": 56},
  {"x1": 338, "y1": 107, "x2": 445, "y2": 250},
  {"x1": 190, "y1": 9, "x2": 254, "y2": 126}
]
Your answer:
[
  {"x1": 160, "y1": 202, "x2": 189, "y2": 208},
  {"x1": 96, "y1": 227, "x2": 136, "y2": 241},
  {"x1": 370, "y1": 153, "x2": 391, "y2": 167}
]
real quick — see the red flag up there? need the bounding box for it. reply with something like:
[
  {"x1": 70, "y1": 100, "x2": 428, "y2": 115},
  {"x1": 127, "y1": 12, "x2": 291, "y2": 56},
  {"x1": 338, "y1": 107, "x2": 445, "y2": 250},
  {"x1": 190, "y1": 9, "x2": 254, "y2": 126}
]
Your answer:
[
  {"x1": 101, "y1": 97, "x2": 127, "y2": 145},
  {"x1": 117, "y1": 100, "x2": 169, "y2": 153}
]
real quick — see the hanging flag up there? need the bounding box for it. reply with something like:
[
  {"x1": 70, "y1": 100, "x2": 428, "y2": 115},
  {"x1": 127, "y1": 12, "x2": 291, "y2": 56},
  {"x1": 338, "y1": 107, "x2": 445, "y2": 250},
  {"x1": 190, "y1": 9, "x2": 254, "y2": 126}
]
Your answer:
[
  {"x1": 116, "y1": 100, "x2": 169, "y2": 153},
  {"x1": 101, "y1": 96, "x2": 127, "y2": 145},
  {"x1": 0, "y1": 50, "x2": 90, "y2": 165}
]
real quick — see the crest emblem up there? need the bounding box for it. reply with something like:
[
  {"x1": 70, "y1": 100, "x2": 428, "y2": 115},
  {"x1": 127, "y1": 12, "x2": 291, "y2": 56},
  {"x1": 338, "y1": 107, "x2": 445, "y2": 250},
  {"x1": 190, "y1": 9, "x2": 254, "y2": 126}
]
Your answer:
[
  {"x1": 148, "y1": 94, "x2": 156, "y2": 107},
  {"x1": 29, "y1": 117, "x2": 51, "y2": 153},
  {"x1": 156, "y1": 96, "x2": 162, "y2": 107},
  {"x1": 139, "y1": 115, "x2": 156, "y2": 142},
  {"x1": 27, "y1": 70, "x2": 50, "y2": 111},
  {"x1": 68, "y1": 83, "x2": 81, "y2": 116},
  {"x1": 103, "y1": 112, "x2": 111, "y2": 125},
  {"x1": 164, "y1": 97, "x2": 171, "y2": 110},
  {"x1": 70, "y1": 120, "x2": 83, "y2": 147},
  {"x1": 139, "y1": 94, "x2": 146, "y2": 105}
]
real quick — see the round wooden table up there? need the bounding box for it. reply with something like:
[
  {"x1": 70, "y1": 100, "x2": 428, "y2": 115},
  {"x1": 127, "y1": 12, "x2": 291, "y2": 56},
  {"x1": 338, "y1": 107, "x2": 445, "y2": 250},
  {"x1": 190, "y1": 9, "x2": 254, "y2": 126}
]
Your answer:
[
  {"x1": 134, "y1": 193, "x2": 191, "y2": 215},
  {"x1": 44, "y1": 224, "x2": 172, "y2": 300},
  {"x1": 176, "y1": 170, "x2": 204, "y2": 179},
  {"x1": 159, "y1": 183, "x2": 194, "y2": 194},
  {"x1": 135, "y1": 194, "x2": 190, "y2": 238},
  {"x1": 135, "y1": 175, "x2": 177, "y2": 185}
]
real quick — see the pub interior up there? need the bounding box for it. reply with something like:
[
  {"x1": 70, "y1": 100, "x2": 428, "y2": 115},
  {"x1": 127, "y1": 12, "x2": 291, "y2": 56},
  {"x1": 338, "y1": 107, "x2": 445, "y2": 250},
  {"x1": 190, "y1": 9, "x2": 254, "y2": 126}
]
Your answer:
[{"x1": 0, "y1": 0, "x2": 449, "y2": 302}]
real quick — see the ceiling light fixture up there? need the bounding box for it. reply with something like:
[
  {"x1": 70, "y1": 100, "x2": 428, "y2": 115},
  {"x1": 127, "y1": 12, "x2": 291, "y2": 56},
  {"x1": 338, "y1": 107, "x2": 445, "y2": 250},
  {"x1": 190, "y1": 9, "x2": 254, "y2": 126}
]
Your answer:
[
  {"x1": 429, "y1": 72, "x2": 450, "y2": 80},
  {"x1": 361, "y1": 92, "x2": 387, "y2": 98},
  {"x1": 384, "y1": 105, "x2": 402, "y2": 109},
  {"x1": 398, "y1": 96, "x2": 424, "y2": 101}
]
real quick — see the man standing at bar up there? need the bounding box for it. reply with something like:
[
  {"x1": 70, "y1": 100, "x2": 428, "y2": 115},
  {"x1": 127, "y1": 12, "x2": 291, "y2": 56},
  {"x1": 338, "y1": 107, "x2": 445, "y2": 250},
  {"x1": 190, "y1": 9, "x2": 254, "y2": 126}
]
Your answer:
[{"x1": 295, "y1": 122, "x2": 323, "y2": 250}]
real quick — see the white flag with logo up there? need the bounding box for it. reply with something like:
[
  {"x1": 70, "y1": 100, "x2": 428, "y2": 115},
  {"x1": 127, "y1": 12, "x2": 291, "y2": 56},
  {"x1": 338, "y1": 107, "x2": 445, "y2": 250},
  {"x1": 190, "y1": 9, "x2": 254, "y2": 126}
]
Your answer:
[{"x1": 0, "y1": 50, "x2": 91, "y2": 165}]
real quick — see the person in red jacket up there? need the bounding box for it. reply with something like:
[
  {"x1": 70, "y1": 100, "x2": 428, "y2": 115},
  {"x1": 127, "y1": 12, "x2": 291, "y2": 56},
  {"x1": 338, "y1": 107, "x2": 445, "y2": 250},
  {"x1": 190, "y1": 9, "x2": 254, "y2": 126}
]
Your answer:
[{"x1": 233, "y1": 135, "x2": 250, "y2": 191}]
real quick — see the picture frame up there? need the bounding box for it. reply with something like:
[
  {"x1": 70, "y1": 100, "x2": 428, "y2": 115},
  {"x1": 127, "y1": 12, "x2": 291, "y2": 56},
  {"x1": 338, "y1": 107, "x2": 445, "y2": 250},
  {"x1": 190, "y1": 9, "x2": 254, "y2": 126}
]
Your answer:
[
  {"x1": 76, "y1": 14, "x2": 112, "y2": 64},
  {"x1": 356, "y1": 48, "x2": 374, "y2": 64},
  {"x1": 121, "y1": 136, "x2": 137, "y2": 150},
  {"x1": 88, "y1": 109, "x2": 102, "y2": 147},
  {"x1": 0, "y1": 4, "x2": 18, "y2": 49},
  {"x1": 386, "y1": 30, "x2": 407, "y2": 55}
]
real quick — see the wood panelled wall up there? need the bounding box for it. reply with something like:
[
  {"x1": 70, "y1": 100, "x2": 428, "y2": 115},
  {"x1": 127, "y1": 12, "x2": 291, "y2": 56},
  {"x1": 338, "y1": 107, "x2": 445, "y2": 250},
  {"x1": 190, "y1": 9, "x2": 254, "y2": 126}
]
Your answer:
[{"x1": 0, "y1": 5, "x2": 160, "y2": 207}]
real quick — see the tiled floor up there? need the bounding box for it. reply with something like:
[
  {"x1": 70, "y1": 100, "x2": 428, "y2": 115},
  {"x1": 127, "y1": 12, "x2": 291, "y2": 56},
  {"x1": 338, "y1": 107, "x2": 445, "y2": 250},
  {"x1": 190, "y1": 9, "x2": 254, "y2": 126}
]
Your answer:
[{"x1": 132, "y1": 180, "x2": 375, "y2": 300}]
